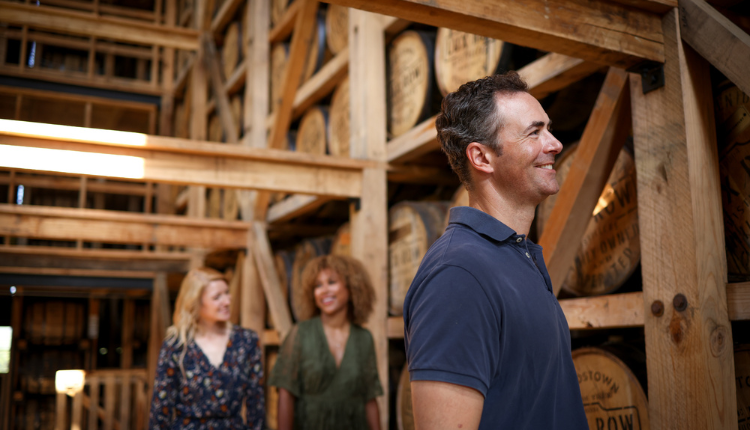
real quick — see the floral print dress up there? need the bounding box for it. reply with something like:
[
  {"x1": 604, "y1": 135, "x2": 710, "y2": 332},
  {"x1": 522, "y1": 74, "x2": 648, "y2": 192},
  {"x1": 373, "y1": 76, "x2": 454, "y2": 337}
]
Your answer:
[{"x1": 148, "y1": 326, "x2": 265, "y2": 430}]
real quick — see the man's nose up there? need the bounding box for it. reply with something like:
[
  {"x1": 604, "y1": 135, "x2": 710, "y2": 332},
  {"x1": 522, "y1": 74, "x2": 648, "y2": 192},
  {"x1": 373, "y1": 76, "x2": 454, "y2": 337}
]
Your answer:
[{"x1": 545, "y1": 132, "x2": 563, "y2": 154}]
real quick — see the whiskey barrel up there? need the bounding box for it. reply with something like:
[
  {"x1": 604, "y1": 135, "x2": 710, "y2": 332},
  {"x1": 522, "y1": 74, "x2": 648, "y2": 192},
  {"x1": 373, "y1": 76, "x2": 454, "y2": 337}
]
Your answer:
[
  {"x1": 572, "y1": 347, "x2": 649, "y2": 430},
  {"x1": 302, "y1": 10, "x2": 330, "y2": 85},
  {"x1": 536, "y1": 144, "x2": 640, "y2": 296},
  {"x1": 389, "y1": 201, "x2": 449, "y2": 315},
  {"x1": 714, "y1": 81, "x2": 750, "y2": 282},
  {"x1": 222, "y1": 21, "x2": 242, "y2": 80},
  {"x1": 434, "y1": 28, "x2": 511, "y2": 96},
  {"x1": 736, "y1": 344, "x2": 750, "y2": 429},
  {"x1": 296, "y1": 106, "x2": 329, "y2": 155},
  {"x1": 397, "y1": 364, "x2": 414, "y2": 430},
  {"x1": 331, "y1": 222, "x2": 351, "y2": 256},
  {"x1": 325, "y1": 3, "x2": 348, "y2": 55},
  {"x1": 266, "y1": 350, "x2": 280, "y2": 429},
  {"x1": 328, "y1": 77, "x2": 350, "y2": 157},
  {"x1": 388, "y1": 30, "x2": 438, "y2": 138},
  {"x1": 290, "y1": 236, "x2": 332, "y2": 320},
  {"x1": 270, "y1": 43, "x2": 289, "y2": 111}
]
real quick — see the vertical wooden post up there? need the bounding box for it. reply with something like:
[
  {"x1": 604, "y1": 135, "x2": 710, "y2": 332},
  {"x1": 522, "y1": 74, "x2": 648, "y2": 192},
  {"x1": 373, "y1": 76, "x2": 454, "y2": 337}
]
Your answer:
[
  {"x1": 55, "y1": 392, "x2": 67, "y2": 430},
  {"x1": 241, "y1": 241, "x2": 266, "y2": 335},
  {"x1": 630, "y1": 9, "x2": 736, "y2": 430},
  {"x1": 103, "y1": 375, "x2": 115, "y2": 430},
  {"x1": 88, "y1": 375, "x2": 100, "y2": 430},
  {"x1": 348, "y1": 9, "x2": 388, "y2": 429},
  {"x1": 228, "y1": 252, "x2": 243, "y2": 325},
  {"x1": 71, "y1": 390, "x2": 82, "y2": 430},
  {"x1": 87, "y1": 38, "x2": 96, "y2": 78},
  {"x1": 188, "y1": 0, "x2": 208, "y2": 221},
  {"x1": 87, "y1": 297, "x2": 100, "y2": 371},
  {"x1": 121, "y1": 299, "x2": 135, "y2": 369},
  {"x1": 147, "y1": 273, "x2": 169, "y2": 406}
]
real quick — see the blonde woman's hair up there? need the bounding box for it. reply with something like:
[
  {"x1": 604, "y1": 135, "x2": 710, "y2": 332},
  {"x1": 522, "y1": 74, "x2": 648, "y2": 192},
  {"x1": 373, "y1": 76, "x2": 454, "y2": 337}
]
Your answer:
[
  {"x1": 297, "y1": 255, "x2": 375, "y2": 325},
  {"x1": 165, "y1": 267, "x2": 227, "y2": 378}
]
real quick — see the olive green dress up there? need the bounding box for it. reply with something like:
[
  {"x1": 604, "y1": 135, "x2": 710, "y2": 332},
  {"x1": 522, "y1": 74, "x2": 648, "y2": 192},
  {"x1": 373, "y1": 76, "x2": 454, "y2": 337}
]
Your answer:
[{"x1": 268, "y1": 317, "x2": 383, "y2": 430}]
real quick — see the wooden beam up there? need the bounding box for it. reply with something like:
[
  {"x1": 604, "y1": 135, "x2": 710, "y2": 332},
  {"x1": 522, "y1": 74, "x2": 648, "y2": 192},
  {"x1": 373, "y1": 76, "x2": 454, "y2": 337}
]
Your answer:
[
  {"x1": 322, "y1": 0, "x2": 664, "y2": 68},
  {"x1": 147, "y1": 272, "x2": 169, "y2": 406},
  {"x1": 268, "y1": 0, "x2": 301, "y2": 43},
  {"x1": 267, "y1": 0, "x2": 320, "y2": 150},
  {"x1": 292, "y1": 48, "x2": 349, "y2": 118},
  {"x1": 0, "y1": 172, "x2": 151, "y2": 196},
  {"x1": 728, "y1": 282, "x2": 750, "y2": 321},
  {"x1": 539, "y1": 67, "x2": 631, "y2": 296},
  {"x1": 266, "y1": 194, "x2": 332, "y2": 223},
  {"x1": 0, "y1": 267, "x2": 155, "y2": 278},
  {"x1": 0, "y1": 2, "x2": 200, "y2": 50},
  {"x1": 0, "y1": 65, "x2": 164, "y2": 96},
  {"x1": 607, "y1": 0, "x2": 677, "y2": 13},
  {"x1": 679, "y1": 0, "x2": 750, "y2": 96},
  {"x1": 0, "y1": 204, "x2": 251, "y2": 248},
  {"x1": 241, "y1": 239, "x2": 265, "y2": 334},
  {"x1": 202, "y1": 34, "x2": 239, "y2": 144},
  {"x1": 210, "y1": 0, "x2": 244, "y2": 35},
  {"x1": 0, "y1": 246, "x2": 192, "y2": 272},
  {"x1": 348, "y1": 9, "x2": 389, "y2": 429},
  {"x1": 559, "y1": 292, "x2": 645, "y2": 330},
  {"x1": 0, "y1": 120, "x2": 368, "y2": 198},
  {"x1": 248, "y1": 223, "x2": 293, "y2": 340},
  {"x1": 519, "y1": 54, "x2": 604, "y2": 100},
  {"x1": 630, "y1": 10, "x2": 735, "y2": 429},
  {"x1": 228, "y1": 252, "x2": 243, "y2": 324}
]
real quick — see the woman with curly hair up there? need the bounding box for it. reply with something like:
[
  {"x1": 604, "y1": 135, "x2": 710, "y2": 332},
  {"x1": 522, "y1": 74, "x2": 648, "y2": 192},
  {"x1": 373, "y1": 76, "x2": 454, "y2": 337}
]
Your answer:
[
  {"x1": 269, "y1": 255, "x2": 382, "y2": 430},
  {"x1": 148, "y1": 267, "x2": 264, "y2": 430}
]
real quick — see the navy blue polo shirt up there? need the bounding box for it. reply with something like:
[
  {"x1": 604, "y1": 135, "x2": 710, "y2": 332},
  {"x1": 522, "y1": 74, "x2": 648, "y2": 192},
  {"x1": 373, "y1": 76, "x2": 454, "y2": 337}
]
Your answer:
[{"x1": 403, "y1": 206, "x2": 588, "y2": 430}]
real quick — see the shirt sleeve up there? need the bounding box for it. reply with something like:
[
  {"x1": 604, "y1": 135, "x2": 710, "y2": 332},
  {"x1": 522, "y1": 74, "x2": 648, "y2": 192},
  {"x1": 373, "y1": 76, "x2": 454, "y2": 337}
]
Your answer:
[
  {"x1": 243, "y1": 329, "x2": 266, "y2": 430},
  {"x1": 148, "y1": 339, "x2": 180, "y2": 430},
  {"x1": 361, "y1": 328, "x2": 384, "y2": 401},
  {"x1": 404, "y1": 264, "x2": 500, "y2": 397},
  {"x1": 268, "y1": 324, "x2": 302, "y2": 397}
]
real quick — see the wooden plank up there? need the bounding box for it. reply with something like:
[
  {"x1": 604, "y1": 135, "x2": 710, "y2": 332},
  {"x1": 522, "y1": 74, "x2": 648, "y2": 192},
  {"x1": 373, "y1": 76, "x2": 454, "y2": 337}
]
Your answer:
[
  {"x1": 386, "y1": 115, "x2": 439, "y2": 164},
  {"x1": 248, "y1": 223, "x2": 292, "y2": 339},
  {"x1": 0, "y1": 85, "x2": 156, "y2": 112},
  {"x1": 268, "y1": 0, "x2": 301, "y2": 43},
  {"x1": 246, "y1": 0, "x2": 270, "y2": 146},
  {"x1": 387, "y1": 316, "x2": 403, "y2": 339},
  {"x1": 0, "y1": 30, "x2": 155, "y2": 59},
  {"x1": 292, "y1": 47, "x2": 349, "y2": 118},
  {"x1": 630, "y1": 10, "x2": 736, "y2": 430},
  {"x1": 0, "y1": 267, "x2": 155, "y2": 278},
  {"x1": 0, "y1": 65, "x2": 164, "y2": 96},
  {"x1": 225, "y1": 59, "x2": 247, "y2": 96},
  {"x1": 202, "y1": 34, "x2": 239, "y2": 144},
  {"x1": 266, "y1": 194, "x2": 332, "y2": 223},
  {"x1": 146, "y1": 273, "x2": 168, "y2": 406},
  {"x1": 560, "y1": 292, "x2": 645, "y2": 330},
  {"x1": 0, "y1": 204, "x2": 251, "y2": 248},
  {"x1": 210, "y1": 0, "x2": 244, "y2": 35},
  {"x1": 119, "y1": 373, "x2": 131, "y2": 430},
  {"x1": 728, "y1": 282, "x2": 750, "y2": 321},
  {"x1": 228, "y1": 252, "x2": 243, "y2": 324},
  {"x1": 539, "y1": 67, "x2": 631, "y2": 296},
  {"x1": 0, "y1": 173, "x2": 151, "y2": 196},
  {"x1": 607, "y1": 0, "x2": 676, "y2": 13},
  {"x1": 519, "y1": 53, "x2": 604, "y2": 100},
  {"x1": 0, "y1": 121, "x2": 367, "y2": 198},
  {"x1": 38, "y1": 0, "x2": 157, "y2": 21},
  {"x1": 0, "y1": 248, "x2": 190, "y2": 272},
  {"x1": 88, "y1": 376, "x2": 99, "y2": 430},
  {"x1": 267, "y1": 0, "x2": 320, "y2": 150},
  {"x1": 263, "y1": 328, "x2": 280, "y2": 346},
  {"x1": 0, "y1": 2, "x2": 200, "y2": 50},
  {"x1": 103, "y1": 375, "x2": 115, "y2": 430},
  {"x1": 241, "y1": 241, "x2": 265, "y2": 334},
  {"x1": 679, "y1": 0, "x2": 750, "y2": 96},
  {"x1": 323, "y1": 0, "x2": 664, "y2": 68},
  {"x1": 348, "y1": 9, "x2": 388, "y2": 429}
]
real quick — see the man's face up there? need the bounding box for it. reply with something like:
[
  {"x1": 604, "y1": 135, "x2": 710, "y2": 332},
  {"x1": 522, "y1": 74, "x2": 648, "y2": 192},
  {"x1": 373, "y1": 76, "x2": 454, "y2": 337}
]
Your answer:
[{"x1": 490, "y1": 92, "x2": 563, "y2": 206}]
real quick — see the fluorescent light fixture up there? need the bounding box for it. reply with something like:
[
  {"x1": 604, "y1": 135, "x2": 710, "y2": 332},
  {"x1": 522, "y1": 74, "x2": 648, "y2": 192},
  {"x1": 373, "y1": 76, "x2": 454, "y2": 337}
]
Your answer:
[
  {"x1": 55, "y1": 369, "x2": 86, "y2": 395},
  {"x1": 0, "y1": 144, "x2": 145, "y2": 179},
  {"x1": 0, "y1": 119, "x2": 147, "y2": 147}
]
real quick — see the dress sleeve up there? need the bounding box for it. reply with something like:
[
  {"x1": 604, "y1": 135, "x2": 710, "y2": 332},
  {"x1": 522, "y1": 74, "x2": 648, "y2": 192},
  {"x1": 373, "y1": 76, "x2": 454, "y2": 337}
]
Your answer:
[
  {"x1": 404, "y1": 265, "x2": 500, "y2": 397},
  {"x1": 148, "y1": 339, "x2": 180, "y2": 430},
  {"x1": 361, "y1": 328, "x2": 384, "y2": 401},
  {"x1": 243, "y1": 329, "x2": 266, "y2": 430},
  {"x1": 268, "y1": 324, "x2": 302, "y2": 397}
]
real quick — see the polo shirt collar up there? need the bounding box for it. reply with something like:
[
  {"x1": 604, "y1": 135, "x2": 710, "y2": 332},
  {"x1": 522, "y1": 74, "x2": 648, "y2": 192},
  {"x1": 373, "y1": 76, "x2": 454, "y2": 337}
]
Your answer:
[{"x1": 447, "y1": 206, "x2": 516, "y2": 243}]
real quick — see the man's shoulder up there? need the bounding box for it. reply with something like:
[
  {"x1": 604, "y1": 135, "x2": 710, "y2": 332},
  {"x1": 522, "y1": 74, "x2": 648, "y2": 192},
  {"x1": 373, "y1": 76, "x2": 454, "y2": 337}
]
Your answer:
[{"x1": 421, "y1": 224, "x2": 501, "y2": 273}]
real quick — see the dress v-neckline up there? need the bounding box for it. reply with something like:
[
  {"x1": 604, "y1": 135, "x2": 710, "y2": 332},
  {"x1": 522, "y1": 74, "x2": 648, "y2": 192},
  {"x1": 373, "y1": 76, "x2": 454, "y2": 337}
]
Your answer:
[
  {"x1": 194, "y1": 327, "x2": 233, "y2": 370},
  {"x1": 317, "y1": 317, "x2": 351, "y2": 370}
]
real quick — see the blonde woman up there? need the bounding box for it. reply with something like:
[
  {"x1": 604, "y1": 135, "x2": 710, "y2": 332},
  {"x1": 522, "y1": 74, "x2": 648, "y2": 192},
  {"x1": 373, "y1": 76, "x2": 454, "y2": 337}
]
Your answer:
[
  {"x1": 148, "y1": 267, "x2": 264, "y2": 430},
  {"x1": 270, "y1": 255, "x2": 382, "y2": 430}
]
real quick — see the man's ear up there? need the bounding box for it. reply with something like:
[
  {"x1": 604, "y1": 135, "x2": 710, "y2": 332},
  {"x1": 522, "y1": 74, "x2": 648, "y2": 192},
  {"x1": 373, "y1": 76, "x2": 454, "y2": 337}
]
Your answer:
[{"x1": 466, "y1": 142, "x2": 494, "y2": 174}]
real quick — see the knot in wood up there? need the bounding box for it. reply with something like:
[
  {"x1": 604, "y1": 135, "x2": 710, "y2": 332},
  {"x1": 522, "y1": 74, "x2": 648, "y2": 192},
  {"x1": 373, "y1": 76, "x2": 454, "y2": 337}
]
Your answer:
[
  {"x1": 650, "y1": 300, "x2": 664, "y2": 317},
  {"x1": 709, "y1": 325, "x2": 729, "y2": 357},
  {"x1": 673, "y1": 293, "x2": 688, "y2": 312}
]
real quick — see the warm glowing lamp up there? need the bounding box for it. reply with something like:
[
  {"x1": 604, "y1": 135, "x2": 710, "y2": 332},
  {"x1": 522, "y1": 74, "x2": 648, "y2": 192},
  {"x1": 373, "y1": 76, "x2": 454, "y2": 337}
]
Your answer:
[{"x1": 55, "y1": 370, "x2": 85, "y2": 396}]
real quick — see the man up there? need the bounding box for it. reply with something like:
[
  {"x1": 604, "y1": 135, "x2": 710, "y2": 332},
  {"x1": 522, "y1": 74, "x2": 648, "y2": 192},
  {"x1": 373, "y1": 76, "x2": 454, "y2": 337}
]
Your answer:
[{"x1": 403, "y1": 72, "x2": 588, "y2": 430}]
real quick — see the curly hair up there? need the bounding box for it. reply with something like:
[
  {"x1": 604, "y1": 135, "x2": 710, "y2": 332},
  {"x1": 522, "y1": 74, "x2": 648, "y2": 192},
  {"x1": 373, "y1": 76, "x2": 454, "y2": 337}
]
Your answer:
[
  {"x1": 436, "y1": 72, "x2": 529, "y2": 190},
  {"x1": 296, "y1": 255, "x2": 375, "y2": 326}
]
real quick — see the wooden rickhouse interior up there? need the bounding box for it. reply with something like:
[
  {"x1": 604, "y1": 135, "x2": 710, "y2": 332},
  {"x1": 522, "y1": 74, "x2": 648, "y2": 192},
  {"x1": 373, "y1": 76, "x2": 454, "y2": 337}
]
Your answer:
[{"x1": 0, "y1": 0, "x2": 749, "y2": 428}]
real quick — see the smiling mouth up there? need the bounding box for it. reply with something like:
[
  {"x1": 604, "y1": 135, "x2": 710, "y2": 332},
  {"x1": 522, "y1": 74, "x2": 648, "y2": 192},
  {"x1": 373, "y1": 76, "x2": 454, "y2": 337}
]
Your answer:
[{"x1": 537, "y1": 164, "x2": 554, "y2": 170}]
